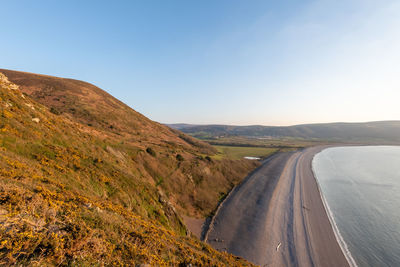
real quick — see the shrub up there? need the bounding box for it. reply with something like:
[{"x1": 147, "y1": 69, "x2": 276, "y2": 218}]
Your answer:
[
  {"x1": 176, "y1": 154, "x2": 184, "y2": 161},
  {"x1": 50, "y1": 107, "x2": 61, "y2": 115},
  {"x1": 146, "y1": 147, "x2": 156, "y2": 157}
]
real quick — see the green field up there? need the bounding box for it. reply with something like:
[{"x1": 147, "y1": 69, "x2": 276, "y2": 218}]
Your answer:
[
  {"x1": 205, "y1": 136, "x2": 320, "y2": 148},
  {"x1": 213, "y1": 145, "x2": 279, "y2": 160}
]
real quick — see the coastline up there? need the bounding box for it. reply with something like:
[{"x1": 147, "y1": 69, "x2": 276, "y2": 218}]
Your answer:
[
  {"x1": 295, "y1": 146, "x2": 351, "y2": 267},
  {"x1": 205, "y1": 146, "x2": 352, "y2": 266},
  {"x1": 311, "y1": 148, "x2": 358, "y2": 267},
  {"x1": 312, "y1": 145, "x2": 400, "y2": 267}
]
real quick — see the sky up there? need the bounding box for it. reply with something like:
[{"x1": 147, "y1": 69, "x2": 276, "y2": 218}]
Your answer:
[{"x1": 1, "y1": 0, "x2": 400, "y2": 126}]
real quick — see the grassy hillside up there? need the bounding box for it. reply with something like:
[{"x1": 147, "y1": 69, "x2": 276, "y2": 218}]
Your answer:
[
  {"x1": 0, "y1": 71, "x2": 256, "y2": 265},
  {"x1": 169, "y1": 121, "x2": 400, "y2": 144}
]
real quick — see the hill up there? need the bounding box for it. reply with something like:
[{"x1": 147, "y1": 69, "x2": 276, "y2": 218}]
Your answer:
[
  {"x1": 0, "y1": 70, "x2": 256, "y2": 265},
  {"x1": 169, "y1": 121, "x2": 400, "y2": 144}
]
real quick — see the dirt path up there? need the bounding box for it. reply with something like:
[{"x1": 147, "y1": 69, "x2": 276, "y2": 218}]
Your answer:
[{"x1": 206, "y1": 147, "x2": 350, "y2": 267}]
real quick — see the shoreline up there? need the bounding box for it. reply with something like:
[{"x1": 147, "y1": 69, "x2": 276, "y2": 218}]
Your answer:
[
  {"x1": 311, "y1": 147, "x2": 358, "y2": 267},
  {"x1": 309, "y1": 144, "x2": 398, "y2": 267},
  {"x1": 205, "y1": 146, "x2": 351, "y2": 266},
  {"x1": 295, "y1": 146, "x2": 351, "y2": 266}
]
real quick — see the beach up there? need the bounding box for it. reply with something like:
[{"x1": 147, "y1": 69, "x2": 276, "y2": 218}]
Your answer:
[{"x1": 206, "y1": 147, "x2": 350, "y2": 266}]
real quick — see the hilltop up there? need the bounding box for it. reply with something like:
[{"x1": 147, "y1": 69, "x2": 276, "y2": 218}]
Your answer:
[{"x1": 0, "y1": 70, "x2": 257, "y2": 265}]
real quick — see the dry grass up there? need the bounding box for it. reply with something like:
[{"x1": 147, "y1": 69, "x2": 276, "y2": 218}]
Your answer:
[{"x1": 0, "y1": 71, "x2": 257, "y2": 265}]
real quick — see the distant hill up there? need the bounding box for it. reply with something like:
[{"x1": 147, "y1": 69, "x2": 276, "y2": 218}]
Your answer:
[
  {"x1": 0, "y1": 69, "x2": 255, "y2": 266},
  {"x1": 168, "y1": 121, "x2": 400, "y2": 144}
]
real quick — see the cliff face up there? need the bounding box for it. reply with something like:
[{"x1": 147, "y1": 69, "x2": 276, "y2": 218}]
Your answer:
[{"x1": 0, "y1": 70, "x2": 256, "y2": 265}]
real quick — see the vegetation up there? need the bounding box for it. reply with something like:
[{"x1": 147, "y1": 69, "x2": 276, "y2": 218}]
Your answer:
[
  {"x1": 145, "y1": 147, "x2": 156, "y2": 157},
  {"x1": 203, "y1": 135, "x2": 320, "y2": 149},
  {"x1": 212, "y1": 145, "x2": 278, "y2": 160},
  {"x1": 170, "y1": 121, "x2": 400, "y2": 144},
  {"x1": 176, "y1": 154, "x2": 184, "y2": 161},
  {"x1": 0, "y1": 71, "x2": 256, "y2": 265}
]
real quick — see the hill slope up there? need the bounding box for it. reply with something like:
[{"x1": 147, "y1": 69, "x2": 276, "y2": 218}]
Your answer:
[
  {"x1": 0, "y1": 69, "x2": 210, "y2": 151},
  {"x1": 0, "y1": 70, "x2": 256, "y2": 265},
  {"x1": 169, "y1": 121, "x2": 400, "y2": 144}
]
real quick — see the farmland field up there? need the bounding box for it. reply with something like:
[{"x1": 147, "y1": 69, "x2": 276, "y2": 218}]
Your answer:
[{"x1": 213, "y1": 145, "x2": 279, "y2": 160}]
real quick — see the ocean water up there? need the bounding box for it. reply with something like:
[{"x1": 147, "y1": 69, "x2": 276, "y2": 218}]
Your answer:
[{"x1": 313, "y1": 146, "x2": 400, "y2": 267}]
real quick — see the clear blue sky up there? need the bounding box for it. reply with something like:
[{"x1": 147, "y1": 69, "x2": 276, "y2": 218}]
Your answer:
[{"x1": 2, "y1": 0, "x2": 400, "y2": 126}]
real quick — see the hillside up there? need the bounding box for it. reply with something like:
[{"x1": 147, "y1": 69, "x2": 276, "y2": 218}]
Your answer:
[
  {"x1": 0, "y1": 70, "x2": 256, "y2": 265},
  {"x1": 169, "y1": 121, "x2": 400, "y2": 144}
]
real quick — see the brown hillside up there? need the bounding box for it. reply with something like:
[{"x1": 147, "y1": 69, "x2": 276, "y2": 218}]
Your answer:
[
  {"x1": 0, "y1": 72, "x2": 255, "y2": 265},
  {"x1": 0, "y1": 69, "x2": 258, "y2": 218},
  {"x1": 0, "y1": 70, "x2": 257, "y2": 265},
  {"x1": 0, "y1": 69, "x2": 211, "y2": 153}
]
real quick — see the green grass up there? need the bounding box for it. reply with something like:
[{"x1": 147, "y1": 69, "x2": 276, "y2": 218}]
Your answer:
[
  {"x1": 212, "y1": 145, "x2": 279, "y2": 160},
  {"x1": 204, "y1": 136, "x2": 321, "y2": 148}
]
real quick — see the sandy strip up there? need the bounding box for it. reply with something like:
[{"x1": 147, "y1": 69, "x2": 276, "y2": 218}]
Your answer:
[{"x1": 206, "y1": 147, "x2": 350, "y2": 267}]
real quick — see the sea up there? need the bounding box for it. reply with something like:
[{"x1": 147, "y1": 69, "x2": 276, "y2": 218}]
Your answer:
[{"x1": 313, "y1": 146, "x2": 400, "y2": 267}]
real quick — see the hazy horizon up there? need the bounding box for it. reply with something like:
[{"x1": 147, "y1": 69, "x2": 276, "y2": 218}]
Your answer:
[
  {"x1": 2, "y1": 0, "x2": 400, "y2": 125},
  {"x1": 166, "y1": 119, "x2": 400, "y2": 127}
]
